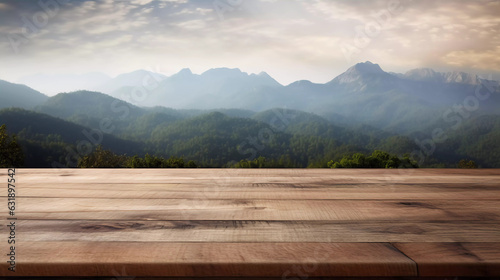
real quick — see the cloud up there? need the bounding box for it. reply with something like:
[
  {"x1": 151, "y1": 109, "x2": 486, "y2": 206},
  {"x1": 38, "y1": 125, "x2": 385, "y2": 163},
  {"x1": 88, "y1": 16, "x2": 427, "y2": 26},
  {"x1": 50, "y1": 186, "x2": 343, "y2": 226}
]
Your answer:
[
  {"x1": 0, "y1": 2, "x2": 12, "y2": 10},
  {"x1": 442, "y1": 47, "x2": 500, "y2": 70},
  {"x1": 0, "y1": 0, "x2": 499, "y2": 85}
]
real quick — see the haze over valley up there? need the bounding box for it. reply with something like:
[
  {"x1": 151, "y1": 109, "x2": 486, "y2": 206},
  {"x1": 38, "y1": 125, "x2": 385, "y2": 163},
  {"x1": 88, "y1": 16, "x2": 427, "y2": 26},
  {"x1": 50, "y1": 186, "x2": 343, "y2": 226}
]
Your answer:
[{"x1": 1, "y1": 61, "x2": 499, "y2": 168}]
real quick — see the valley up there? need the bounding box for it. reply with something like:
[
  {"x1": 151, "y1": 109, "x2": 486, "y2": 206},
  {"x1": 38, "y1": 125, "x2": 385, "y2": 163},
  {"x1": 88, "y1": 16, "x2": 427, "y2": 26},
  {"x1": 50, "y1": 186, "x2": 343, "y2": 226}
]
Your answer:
[{"x1": 1, "y1": 62, "x2": 499, "y2": 168}]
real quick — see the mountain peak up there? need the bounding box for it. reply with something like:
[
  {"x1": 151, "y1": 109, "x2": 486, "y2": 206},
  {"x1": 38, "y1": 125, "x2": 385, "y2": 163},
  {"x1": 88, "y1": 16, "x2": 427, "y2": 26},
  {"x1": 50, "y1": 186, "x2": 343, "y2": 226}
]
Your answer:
[
  {"x1": 178, "y1": 68, "x2": 192, "y2": 75},
  {"x1": 170, "y1": 68, "x2": 194, "y2": 79},
  {"x1": 444, "y1": 71, "x2": 479, "y2": 85},
  {"x1": 114, "y1": 69, "x2": 167, "y2": 81},
  {"x1": 403, "y1": 68, "x2": 480, "y2": 84},
  {"x1": 119, "y1": 69, "x2": 150, "y2": 77},
  {"x1": 329, "y1": 61, "x2": 388, "y2": 85},
  {"x1": 404, "y1": 68, "x2": 441, "y2": 82},
  {"x1": 202, "y1": 67, "x2": 244, "y2": 76},
  {"x1": 287, "y1": 80, "x2": 314, "y2": 87},
  {"x1": 250, "y1": 71, "x2": 282, "y2": 87},
  {"x1": 350, "y1": 61, "x2": 385, "y2": 74}
]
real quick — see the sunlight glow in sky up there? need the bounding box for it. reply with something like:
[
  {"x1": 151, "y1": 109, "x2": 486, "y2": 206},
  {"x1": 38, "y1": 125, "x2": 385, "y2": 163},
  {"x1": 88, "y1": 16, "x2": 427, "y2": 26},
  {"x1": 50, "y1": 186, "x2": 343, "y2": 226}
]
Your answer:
[{"x1": 1, "y1": 0, "x2": 499, "y2": 85}]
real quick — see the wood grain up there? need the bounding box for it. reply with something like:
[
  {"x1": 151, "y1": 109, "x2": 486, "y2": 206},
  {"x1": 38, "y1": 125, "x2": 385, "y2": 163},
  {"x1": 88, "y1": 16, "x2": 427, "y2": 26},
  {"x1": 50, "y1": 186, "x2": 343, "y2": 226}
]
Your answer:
[
  {"x1": 12, "y1": 198, "x2": 500, "y2": 221},
  {"x1": 13, "y1": 184, "x2": 500, "y2": 200},
  {"x1": 393, "y1": 243, "x2": 500, "y2": 276},
  {"x1": 15, "y1": 220, "x2": 500, "y2": 243},
  {"x1": 0, "y1": 169, "x2": 499, "y2": 277},
  {"x1": 8, "y1": 242, "x2": 416, "y2": 277}
]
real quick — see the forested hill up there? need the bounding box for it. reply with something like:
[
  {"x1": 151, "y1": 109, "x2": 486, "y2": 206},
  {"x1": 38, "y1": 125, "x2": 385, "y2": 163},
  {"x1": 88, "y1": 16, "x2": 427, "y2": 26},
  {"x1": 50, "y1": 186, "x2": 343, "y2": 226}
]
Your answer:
[
  {"x1": 1, "y1": 61, "x2": 499, "y2": 168},
  {"x1": 0, "y1": 108, "x2": 142, "y2": 167},
  {"x1": 2, "y1": 103, "x2": 499, "y2": 167},
  {"x1": 1, "y1": 105, "x2": 421, "y2": 167},
  {"x1": 0, "y1": 80, "x2": 48, "y2": 110}
]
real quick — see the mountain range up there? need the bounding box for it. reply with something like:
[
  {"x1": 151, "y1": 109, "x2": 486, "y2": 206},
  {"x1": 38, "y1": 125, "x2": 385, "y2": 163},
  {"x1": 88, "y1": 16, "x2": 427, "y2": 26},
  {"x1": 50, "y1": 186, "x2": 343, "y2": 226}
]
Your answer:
[
  {"x1": 1, "y1": 61, "x2": 499, "y2": 167},
  {"x1": 13, "y1": 62, "x2": 500, "y2": 132}
]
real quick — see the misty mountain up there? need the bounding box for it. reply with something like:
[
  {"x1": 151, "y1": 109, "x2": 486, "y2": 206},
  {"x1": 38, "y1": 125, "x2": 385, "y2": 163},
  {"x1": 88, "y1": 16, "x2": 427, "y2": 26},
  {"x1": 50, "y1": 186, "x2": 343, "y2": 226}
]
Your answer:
[
  {"x1": 316, "y1": 62, "x2": 499, "y2": 133},
  {"x1": 253, "y1": 108, "x2": 358, "y2": 141},
  {"x1": 36, "y1": 90, "x2": 146, "y2": 134},
  {"x1": 0, "y1": 79, "x2": 48, "y2": 110},
  {"x1": 33, "y1": 90, "x2": 259, "y2": 138},
  {"x1": 37, "y1": 90, "x2": 145, "y2": 119},
  {"x1": 0, "y1": 103, "x2": 496, "y2": 167},
  {"x1": 18, "y1": 72, "x2": 111, "y2": 95},
  {"x1": 0, "y1": 108, "x2": 143, "y2": 167},
  {"x1": 403, "y1": 68, "x2": 481, "y2": 84},
  {"x1": 12, "y1": 62, "x2": 499, "y2": 135},
  {"x1": 146, "y1": 110, "x2": 412, "y2": 167},
  {"x1": 147, "y1": 106, "x2": 255, "y2": 119},
  {"x1": 2, "y1": 61, "x2": 500, "y2": 167},
  {"x1": 107, "y1": 67, "x2": 283, "y2": 109},
  {"x1": 431, "y1": 114, "x2": 500, "y2": 167},
  {"x1": 147, "y1": 111, "x2": 289, "y2": 166},
  {"x1": 97, "y1": 70, "x2": 168, "y2": 95},
  {"x1": 93, "y1": 61, "x2": 500, "y2": 135},
  {"x1": 253, "y1": 108, "x2": 418, "y2": 155},
  {"x1": 327, "y1": 61, "x2": 399, "y2": 90}
]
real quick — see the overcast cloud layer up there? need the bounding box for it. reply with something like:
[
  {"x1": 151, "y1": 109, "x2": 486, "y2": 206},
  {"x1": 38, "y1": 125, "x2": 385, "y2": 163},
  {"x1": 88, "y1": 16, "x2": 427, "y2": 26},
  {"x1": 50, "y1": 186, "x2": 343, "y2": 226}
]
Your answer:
[{"x1": 1, "y1": 0, "x2": 499, "y2": 86}]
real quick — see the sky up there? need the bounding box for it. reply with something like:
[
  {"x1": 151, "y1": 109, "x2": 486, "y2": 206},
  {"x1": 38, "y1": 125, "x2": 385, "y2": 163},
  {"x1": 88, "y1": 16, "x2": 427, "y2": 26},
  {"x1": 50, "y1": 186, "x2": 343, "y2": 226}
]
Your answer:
[{"x1": 0, "y1": 0, "x2": 499, "y2": 89}]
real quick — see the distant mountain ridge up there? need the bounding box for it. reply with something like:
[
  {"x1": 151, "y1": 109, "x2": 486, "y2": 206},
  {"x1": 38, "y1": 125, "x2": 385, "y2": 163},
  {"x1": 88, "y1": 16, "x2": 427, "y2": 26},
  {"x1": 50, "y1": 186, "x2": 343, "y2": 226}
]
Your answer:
[
  {"x1": 16, "y1": 62, "x2": 497, "y2": 97},
  {"x1": 0, "y1": 79, "x2": 48, "y2": 109},
  {"x1": 4, "y1": 62, "x2": 500, "y2": 135},
  {"x1": 18, "y1": 72, "x2": 110, "y2": 95},
  {"x1": 403, "y1": 68, "x2": 481, "y2": 84}
]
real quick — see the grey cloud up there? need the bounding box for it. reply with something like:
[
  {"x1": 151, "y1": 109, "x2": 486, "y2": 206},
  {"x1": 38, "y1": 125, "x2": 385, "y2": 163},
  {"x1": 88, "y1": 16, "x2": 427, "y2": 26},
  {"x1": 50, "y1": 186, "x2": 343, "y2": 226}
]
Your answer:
[{"x1": 0, "y1": 0, "x2": 499, "y2": 85}]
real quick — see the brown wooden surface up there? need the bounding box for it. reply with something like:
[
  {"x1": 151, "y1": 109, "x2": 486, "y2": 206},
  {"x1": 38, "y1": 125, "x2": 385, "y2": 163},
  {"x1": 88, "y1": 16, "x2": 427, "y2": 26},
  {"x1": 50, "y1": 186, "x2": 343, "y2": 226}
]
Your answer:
[{"x1": 1, "y1": 169, "x2": 500, "y2": 278}]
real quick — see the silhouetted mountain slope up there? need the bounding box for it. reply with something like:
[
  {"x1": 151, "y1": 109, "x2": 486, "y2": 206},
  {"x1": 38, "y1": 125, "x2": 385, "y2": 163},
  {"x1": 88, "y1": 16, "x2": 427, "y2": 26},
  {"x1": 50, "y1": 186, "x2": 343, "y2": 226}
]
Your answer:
[
  {"x1": 2, "y1": 61, "x2": 500, "y2": 167},
  {"x1": 98, "y1": 70, "x2": 167, "y2": 94},
  {"x1": 434, "y1": 115, "x2": 500, "y2": 167},
  {"x1": 18, "y1": 72, "x2": 110, "y2": 95},
  {"x1": 0, "y1": 80, "x2": 48, "y2": 109},
  {"x1": 105, "y1": 67, "x2": 282, "y2": 109},
  {"x1": 36, "y1": 90, "x2": 146, "y2": 134},
  {"x1": 0, "y1": 108, "x2": 143, "y2": 167}
]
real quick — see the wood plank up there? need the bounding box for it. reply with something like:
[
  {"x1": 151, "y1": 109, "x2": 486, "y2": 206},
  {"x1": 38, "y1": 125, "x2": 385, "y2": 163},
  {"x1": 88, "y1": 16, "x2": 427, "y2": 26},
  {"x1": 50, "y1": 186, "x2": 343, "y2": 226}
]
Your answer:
[
  {"x1": 2, "y1": 242, "x2": 416, "y2": 277},
  {"x1": 2, "y1": 169, "x2": 499, "y2": 277},
  {"x1": 11, "y1": 198, "x2": 500, "y2": 221},
  {"x1": 394, "y1": 243, "x2": 500, "y2": 276},
  {"x1": 15, "y1": 220, "x2": 500, "y2": 243},
  {"x1": 9, "y1": 183, "x2": 500, "y2": 200},
  {"x1": 17, "y1": 168, "x2": 500, "y2": 184}
]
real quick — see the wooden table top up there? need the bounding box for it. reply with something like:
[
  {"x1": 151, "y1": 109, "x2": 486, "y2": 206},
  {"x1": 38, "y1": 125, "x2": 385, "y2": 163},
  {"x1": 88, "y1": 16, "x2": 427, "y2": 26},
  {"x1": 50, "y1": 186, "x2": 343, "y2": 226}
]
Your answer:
[{"x1": 1, "y1": 169, "x2": 500, "y2": 278}]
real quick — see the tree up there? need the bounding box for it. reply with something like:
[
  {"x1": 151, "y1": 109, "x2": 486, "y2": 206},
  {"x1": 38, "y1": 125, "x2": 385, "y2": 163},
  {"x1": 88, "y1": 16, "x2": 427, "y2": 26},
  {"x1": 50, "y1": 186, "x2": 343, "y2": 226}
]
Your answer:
[
  {"x1": 458, "y1": 159, "x2": 478, "y2": 169},
  {"x1": 124, "y1": 154, "x2": 189, "y2": 168},
  {"x1": 164, "y1": 156, "x2": 185, "y2": 168},
  {"x1": 77, "y1": 146, "x2": 127, "y2": 168},
  {"x1": 328, "y1": 150, "x2": 418, "y2": 168},
  {"x1": 0, "y1": 125, "x2": 24, "y2": 167}
]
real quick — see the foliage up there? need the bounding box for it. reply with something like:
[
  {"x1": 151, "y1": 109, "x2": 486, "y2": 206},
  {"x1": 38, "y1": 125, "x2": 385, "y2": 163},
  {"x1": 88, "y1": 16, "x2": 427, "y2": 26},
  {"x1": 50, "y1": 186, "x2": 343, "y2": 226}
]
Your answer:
[
  {"x1": 78, "y1": 146, "x2": 197, "y2": 168},
  {"x1": 0, "y1": 108, "x2": 142, "y2": 167},
  {"x1": 0, "y1": 125, "x2": 24, "y2": 167},
  {"x1": 2, "y1": 105, "x2": 499, "y2": 168},
  {"x1": 78, "y1": 146, "x2": 128, "y2": 168},
  {"x1": 232, "y1": 156, "x2": 295, "y2": 168},
  {"x1": 436, "y1": 115, "x2": 500, "y2": 167},
  {"x1": 124, "y1": 154, "x2": 189, "y2": 168},
  {"x1": 458, "y1": 159, "x2": 478, "y2": 169},
  {"x1": 327, "y1": 150, "x2": 418, "y2": 168},
  {"x1": 0, "y1": 79, "x2": 47, "y2": 110}
]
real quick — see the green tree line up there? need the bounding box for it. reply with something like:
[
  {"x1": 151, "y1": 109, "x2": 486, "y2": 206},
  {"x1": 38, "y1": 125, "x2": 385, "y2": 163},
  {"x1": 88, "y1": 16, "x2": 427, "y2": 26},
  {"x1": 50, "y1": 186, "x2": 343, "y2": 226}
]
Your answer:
[
  {"x1": 327, "y1": 150, "x2": 419, "y2": 168},
  {"x1": 0, "y1": 125, "x2": 24, "y2": 168},
  {"x1": 78, "y1": 146, "x2": 197, "y2": 168}
]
